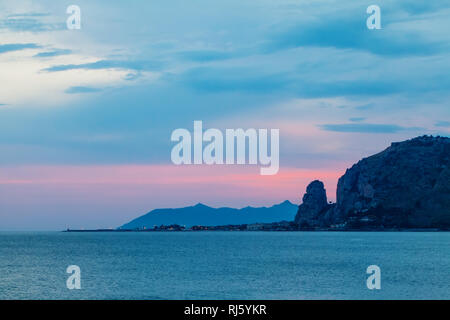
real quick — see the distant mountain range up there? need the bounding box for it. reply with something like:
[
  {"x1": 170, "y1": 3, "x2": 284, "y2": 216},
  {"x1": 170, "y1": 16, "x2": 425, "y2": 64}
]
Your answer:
[{"x1": 119, "y1": 200, "x2": 298, "y2": 229}]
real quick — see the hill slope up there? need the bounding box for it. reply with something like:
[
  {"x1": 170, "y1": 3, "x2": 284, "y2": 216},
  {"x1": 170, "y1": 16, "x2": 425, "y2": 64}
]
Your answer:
[{"x1": 295, "y1": 135, "x2": 450, "y2": 229}]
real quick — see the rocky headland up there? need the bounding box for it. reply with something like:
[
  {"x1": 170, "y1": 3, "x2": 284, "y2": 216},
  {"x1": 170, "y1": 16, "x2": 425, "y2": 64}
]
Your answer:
[{"x1": 295, "y1": 135, "x2": 450, "y2": 230}]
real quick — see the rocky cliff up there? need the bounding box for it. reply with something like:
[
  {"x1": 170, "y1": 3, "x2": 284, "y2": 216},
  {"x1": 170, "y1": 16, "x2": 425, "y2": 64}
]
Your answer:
[
  {"x1": 294, "y1": 180, "x2": 332, "y2": 228},
  {"x1": 294, "y1": 135, "x2": 450, "y2": 229}
]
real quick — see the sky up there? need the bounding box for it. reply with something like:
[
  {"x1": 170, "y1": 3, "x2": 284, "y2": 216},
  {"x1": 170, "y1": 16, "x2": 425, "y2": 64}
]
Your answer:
[{"x1": 0, "y1": 0, "x2": 449, "y2": 230}]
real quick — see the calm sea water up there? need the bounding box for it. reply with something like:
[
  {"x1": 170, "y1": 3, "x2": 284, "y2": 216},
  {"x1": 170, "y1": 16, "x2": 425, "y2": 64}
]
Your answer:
[{"x1": 0, "y1": 231, "x2": 449, "y2": 300}]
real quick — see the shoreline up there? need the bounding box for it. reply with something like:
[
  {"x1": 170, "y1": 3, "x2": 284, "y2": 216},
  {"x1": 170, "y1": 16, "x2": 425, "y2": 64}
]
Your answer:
[{"x1": 64, "y1": 228, "x2": 448, "y2": 232}]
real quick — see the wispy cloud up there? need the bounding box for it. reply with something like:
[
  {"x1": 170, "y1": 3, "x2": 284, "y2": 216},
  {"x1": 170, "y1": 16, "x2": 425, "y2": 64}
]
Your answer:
[
  {"x1": 177, "y1": 49, "x2": 238, "y2": 62},
  {"x1": 0, "y1": 43, "x2": 40, "y2": 54},
  {"x1": 394, "y1": 1, "x2": 446, "y2": 15},
  {"x1": 65, "y1": 86, "x2": 102, "y2": 94},
  {"x1": 7, "y1": 12, "x2": 50, "y2": 18},
  {"x1": 435, "y1": 121, "x2": 450, "y2": 127},
  {"x1": 34, "y1": 49, "x2": 72, "y2": 58},
  {"x1": 0, "y1": 13, "x2": 64, "y2": 32},
  {"x1": 178, "y1": 67, "x2": 289, "y2": 93},
  {"x1": 349, "y1": 117, "x2": 366, "y2": 122},
  {"x1": 355, "y1": 103, "x2": 376, "y2": 111},
  {"x1": 43, "y1": 59, "x2": 162, "y2": 72},
  {"x1": 263, "y1": 7, "x2": 447, "y2": 57},
  {"x1": 296, "y1": 80, "x2": 401, "y2": 97},
  {"x1": 124, "y1": 72, "x2": 142, "y2": 81},
  {"x1": 319, "y1": 123, "x2": 423, "y2": 134}
]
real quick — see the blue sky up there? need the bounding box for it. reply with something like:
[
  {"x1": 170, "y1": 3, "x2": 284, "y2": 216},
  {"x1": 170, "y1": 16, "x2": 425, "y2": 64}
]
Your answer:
[{"x1": 0, "y1": 0, "x2": 449, "y2": 230}]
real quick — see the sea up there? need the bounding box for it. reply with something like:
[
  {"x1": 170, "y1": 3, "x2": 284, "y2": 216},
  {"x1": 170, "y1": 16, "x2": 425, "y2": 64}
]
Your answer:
[{"x1": 0, "y1": 231, "x2": 449, "y2": 300}]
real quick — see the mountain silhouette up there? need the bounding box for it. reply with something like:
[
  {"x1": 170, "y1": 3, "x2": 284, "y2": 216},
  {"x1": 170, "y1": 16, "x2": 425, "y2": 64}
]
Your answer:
[
  {"x1": 120, "y1": 200, "x2": 297, "y2": 229},
  {"x1": 295, "y1": 135, "x2": 450, "y2": 229}
]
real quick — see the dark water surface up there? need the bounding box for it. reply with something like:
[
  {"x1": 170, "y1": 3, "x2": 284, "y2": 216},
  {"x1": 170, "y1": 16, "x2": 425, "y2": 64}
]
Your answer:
[{"x1": 0, "y1": 231, "x2": 449, "y2": 299}]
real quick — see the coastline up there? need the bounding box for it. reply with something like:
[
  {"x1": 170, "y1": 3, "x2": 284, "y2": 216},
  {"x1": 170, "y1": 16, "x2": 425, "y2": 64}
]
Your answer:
[{"x1": 64, "y1": 227, "x2": 448, "y2": 232}]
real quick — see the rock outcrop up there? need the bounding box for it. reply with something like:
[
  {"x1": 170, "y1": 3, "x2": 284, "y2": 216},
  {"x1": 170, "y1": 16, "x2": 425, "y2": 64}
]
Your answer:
[
  {"x1": 294, "y1": 180, "x2": 331, "y2": 227},
  {"x1": 295, "y1": 135, "x2": 450, "y2": 229}
]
